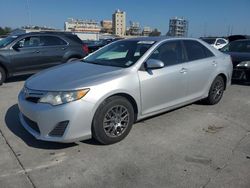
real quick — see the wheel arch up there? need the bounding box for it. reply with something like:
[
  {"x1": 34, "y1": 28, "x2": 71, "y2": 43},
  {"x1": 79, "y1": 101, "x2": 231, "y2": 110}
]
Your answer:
[
  {"x1": 0, "y1": 62, "x2": 8, "y2": 77},
  {"x1": 92, "y1": 92, "x2": 139, "y2": 123},
  {"x1": 105, "y1": 93, "x2": 139, "y2": 122},
  {"x1": 217, "y1": 73, "x2": 227, "y2": 90}
]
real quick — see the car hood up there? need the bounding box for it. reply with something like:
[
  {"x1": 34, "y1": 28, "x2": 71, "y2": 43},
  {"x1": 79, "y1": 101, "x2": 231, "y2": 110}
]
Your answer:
[
  {"x1": 25, "y1": 61, "x2": 124, "y2": 91},
  {"x1": 223, "y1": 52, "x2": 250, "y2": 67}
]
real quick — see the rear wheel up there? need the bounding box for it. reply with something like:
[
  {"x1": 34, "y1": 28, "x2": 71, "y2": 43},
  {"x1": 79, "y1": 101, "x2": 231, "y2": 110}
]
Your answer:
[
  {"x1": 92, "y1": 96, "x2": 135, "y2": 145},
  {"x1": 204, "y1": 76, "x2": 225, "y2": 105},
  {"x1": 0, "y1": 66, "x2": 6, "y2": 85}
]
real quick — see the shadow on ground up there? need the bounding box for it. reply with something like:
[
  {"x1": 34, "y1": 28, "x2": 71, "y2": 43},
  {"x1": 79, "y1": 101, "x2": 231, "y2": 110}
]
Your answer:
[
  {"x1": 5, "y1": 75, "x2": 32, "y2": 83},
  {"x1": 5, "y1": 104, "x2": 77, "y2": 149},
  {"x1": 232, "y1": 80, "x2": 250, "y2": 86}
]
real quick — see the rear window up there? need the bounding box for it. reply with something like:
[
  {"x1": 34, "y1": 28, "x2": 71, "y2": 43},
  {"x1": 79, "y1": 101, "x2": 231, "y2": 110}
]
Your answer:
[
  {"x1": 183, "y1": 40, "x2": 214, "y2": 61},
  {"x1": 65, "y1": 35, "x2": 82, "y2": 44}
]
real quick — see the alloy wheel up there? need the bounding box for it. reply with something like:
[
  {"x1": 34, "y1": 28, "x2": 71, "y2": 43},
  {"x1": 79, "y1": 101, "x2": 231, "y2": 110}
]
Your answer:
[
  {"x1": 103, "y1": 105, "x2": 129, "y2": 138},
  {"x1": 211, "y1": 80, "x2": 224, "y2": 101}
]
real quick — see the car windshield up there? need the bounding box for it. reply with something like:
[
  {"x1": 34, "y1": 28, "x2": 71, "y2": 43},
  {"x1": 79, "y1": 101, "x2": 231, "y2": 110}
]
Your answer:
[
  {"x1": 83, "y1": 40, "x2": 155, "y2": 68},
  {"x1": 0, "y1": 35, "x2": 17, "y2": 48},
  {"x1": 202, "y1": 38, "x2": 216, "y2": 44},
  {"x1": 221, "y1": 40, "x2": 250, "y2": 53}
]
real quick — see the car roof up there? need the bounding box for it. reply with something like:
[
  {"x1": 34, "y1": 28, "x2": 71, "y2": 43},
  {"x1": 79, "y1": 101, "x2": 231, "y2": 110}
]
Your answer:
[
  {"x1": 12, "y1": 32, "x2": 74, "y2": 38},
  {"x1": 124, "y1": 36, "x2": 171, "y2": 42},
  {"x1": 123, "y1": 36, "x2": 201, "y2": 42}
]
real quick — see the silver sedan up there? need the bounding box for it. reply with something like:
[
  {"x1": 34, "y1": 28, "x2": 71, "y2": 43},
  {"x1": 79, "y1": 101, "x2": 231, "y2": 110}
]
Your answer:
[{"x1": 18, "y1": 37, "x2": 233, "y2": 144}]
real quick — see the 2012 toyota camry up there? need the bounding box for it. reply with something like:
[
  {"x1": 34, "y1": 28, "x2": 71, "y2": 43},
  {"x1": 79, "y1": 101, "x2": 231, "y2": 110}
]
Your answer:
[{"x1": 18, "y1": 37, "x2": 233, "y2": 144}]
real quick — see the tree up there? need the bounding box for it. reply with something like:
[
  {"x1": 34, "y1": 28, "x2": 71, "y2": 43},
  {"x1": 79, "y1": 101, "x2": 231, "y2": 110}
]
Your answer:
[
  {"x1": 149, "y1": 28, "x2": 161, "y2": 36},
  {"x1": 0, "y1": 27, "x2": 12, "y2": 35}
]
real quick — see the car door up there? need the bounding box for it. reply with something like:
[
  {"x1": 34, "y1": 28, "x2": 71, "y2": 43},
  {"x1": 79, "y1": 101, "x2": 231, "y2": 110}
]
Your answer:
[
  {"x1": 10, "y1": 36, "x2": 44, "y2": 73},
  {"x1": 182, "y1": 40, "x2": 217, "y2": 100},
  {"x1": 138, "y1": 40, "x2": 188, "y2": 115},
  {"x1": 39, "y1": 35, "x2": 68, "y2": 68}
]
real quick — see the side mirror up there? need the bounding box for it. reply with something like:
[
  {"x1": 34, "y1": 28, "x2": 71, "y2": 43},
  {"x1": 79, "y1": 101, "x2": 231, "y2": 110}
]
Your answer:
[
  {"x1": 12, "y1": 43, "x2": 21, "y2": 51},
  {"x1": 145, "y1": 59, "x2": 164, "y2": 69}
]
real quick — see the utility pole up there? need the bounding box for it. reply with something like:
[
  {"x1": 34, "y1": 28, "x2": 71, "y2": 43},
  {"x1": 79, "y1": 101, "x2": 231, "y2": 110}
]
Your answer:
[
  {"x1": 26, "y1": 0, "x2": 32, "y2": 26},
  {"x1": 203, "y1": 22, "x2": 207, "y2": 37}
]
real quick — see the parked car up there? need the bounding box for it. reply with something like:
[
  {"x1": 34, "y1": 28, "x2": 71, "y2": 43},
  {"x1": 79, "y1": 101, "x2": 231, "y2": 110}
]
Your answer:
[
  {"x1": 18, "y1": 37, "x2": 232, "y2": 144},
  {"x1": 220, "y1": 39, "x2": 250, "y2": 81},
  {"x1": 83, "y1": 38, "x2": 123, "y2": 54},
  {"x1": 0, "y1": 32, "x2": 88, "y2": 85},
  {"x1": 200, "y1": 37, "x2": 228, "y2": 49},
  {"x1": 227, "y1": 35, "x2": 250, "y2": 42}
]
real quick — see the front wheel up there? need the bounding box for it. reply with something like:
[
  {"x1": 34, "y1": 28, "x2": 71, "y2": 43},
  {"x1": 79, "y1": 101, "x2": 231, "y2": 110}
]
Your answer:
[
  {"x1": 204, "y1": 76, "x2": 225, "y2": 105},
  {"x1": 92, "y1": 96, "x2": 135, "y2": 145}
]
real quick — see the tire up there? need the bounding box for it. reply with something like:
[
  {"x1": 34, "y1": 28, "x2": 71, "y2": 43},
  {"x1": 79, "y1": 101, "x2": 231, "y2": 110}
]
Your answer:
[
  {"x1": 0, "y1": 66, "x2": 6, "y2": 85},
  {"x1": 204, "y1": 76, "x2": 225, "y2": 105},
  {"x1": 67, "y1": 58, "x2": 79, "y2": 63},
  {"x1": 92, "y1": 96, "x2": 135, "y2": 145}
]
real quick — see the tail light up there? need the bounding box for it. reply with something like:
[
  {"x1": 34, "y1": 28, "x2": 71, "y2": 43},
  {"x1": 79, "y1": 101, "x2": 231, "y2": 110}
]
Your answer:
[{"x1": 82, "y1": 44, "x2": 89, "y2": 54}]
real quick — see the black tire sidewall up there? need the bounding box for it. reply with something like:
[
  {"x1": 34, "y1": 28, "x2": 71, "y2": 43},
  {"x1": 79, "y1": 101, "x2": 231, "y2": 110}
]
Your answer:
[
  {"x1": 0, "y1": 67, "x2": 6, "y2": 85},
  {"x1": 92, "y1": 96, "x2": 134, "y2": 145},
  {"x1": 207, "y1": 76, "x2": 225, "y2": 105}
]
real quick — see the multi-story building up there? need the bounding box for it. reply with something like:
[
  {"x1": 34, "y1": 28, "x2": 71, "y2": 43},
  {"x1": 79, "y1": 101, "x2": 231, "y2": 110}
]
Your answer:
[
  {"x1": 64, "y1": 18, "x2": 101, "y2": 33},
  {"x1": 100, "y1": 20, "x2": 113, "y2": 34},
  {"x1": 142, "y1": 26, "x2": 152, "y2": 36},
  {"x1": 167, "y1": 17, "x2": 188, "y2": 37},
  {"x1": 112, "y1": 9, "x2": 126, "y2": 36},
  {"x1": 127, "y1": 21, "x2": 141, "y2": 36}
]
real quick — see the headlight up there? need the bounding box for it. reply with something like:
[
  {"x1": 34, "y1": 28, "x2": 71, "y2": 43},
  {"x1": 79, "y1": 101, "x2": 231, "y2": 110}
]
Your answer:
[
  {"x1": 237, "y1": 61, "x2": 250, "y2": 68},
  {"x1": 39, "y1": 89, "x2": 89, "y2": 106}
]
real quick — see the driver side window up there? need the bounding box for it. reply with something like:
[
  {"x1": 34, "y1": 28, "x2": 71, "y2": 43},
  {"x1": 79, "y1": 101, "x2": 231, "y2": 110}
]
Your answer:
[
  {"x1": 148, "y1": 41, "x2": 184, "y2": 67},
  {"x1": 16, "y1": 36, "x2": 40, "y2": 48}
]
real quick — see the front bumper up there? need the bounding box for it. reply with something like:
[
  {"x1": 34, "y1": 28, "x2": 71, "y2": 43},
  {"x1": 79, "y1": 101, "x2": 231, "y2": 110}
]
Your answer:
[
  {"x1": 232, "y1": 68, "x2": 250, "y2": 81},
  {"x1": 18, "y1": 91, "x2": 95, "y2": 143}
]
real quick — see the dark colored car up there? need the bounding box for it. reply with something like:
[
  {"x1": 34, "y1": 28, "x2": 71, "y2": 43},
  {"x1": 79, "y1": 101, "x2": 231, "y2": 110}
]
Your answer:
[
  {"x1": 220, "y1": 39, "x2": 250, "y2": 81},
  {"x1": 0, "y1": 32, "x2": 88, "y2": 85},
  {"x1": 83, "y1": 38, "x2": 123, "y2": 54},
  {"x1": 227, "y1": 35, "x2": 250, "y2": 42}
]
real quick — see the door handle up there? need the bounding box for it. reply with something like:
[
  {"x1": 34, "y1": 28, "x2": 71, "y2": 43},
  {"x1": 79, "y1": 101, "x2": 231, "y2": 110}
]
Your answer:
[
  {"x1": 212, "y1": 61, "x2": 217, "y2": 66},
  {"x1": 62, "y1": 47, "x2": 66, "y2": 50},
  {"x1": 179, "y1": 68, "x2": 188, "y2": 74},
  {"x1": 33, "y1": 50, "x2": 40, "y2": 53}
]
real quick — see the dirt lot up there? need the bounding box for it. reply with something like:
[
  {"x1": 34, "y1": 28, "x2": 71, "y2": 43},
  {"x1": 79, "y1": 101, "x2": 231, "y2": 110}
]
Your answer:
[{"x1": 0, "y1": 77, "x2": 249, "y2": 188}]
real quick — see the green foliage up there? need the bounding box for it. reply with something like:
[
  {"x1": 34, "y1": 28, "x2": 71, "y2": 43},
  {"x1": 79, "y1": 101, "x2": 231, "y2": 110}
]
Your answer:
[{"x1": 0, "y1": 27, "x2": 12, "y2": 36}]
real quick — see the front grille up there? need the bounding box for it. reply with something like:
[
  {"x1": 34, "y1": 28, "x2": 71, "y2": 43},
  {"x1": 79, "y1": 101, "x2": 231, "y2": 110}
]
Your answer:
[
  {"x1": 49, "y1": 121, "x2": 69, "y2": 137},
  {"x1": 23, "y1": 115, "x2": 40, "y2": 134},
  {"x1": 23, "y1": 87, "x2": 46, "y2": 103},
  {"x1": 26, "y1": 97, "x2": 40, "y2": 103}
]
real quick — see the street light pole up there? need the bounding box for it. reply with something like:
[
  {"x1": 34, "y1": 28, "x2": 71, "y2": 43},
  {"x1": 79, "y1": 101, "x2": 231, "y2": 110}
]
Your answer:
[{"x1": 26, "y1": 0, "x2": 32, "y2": 26}]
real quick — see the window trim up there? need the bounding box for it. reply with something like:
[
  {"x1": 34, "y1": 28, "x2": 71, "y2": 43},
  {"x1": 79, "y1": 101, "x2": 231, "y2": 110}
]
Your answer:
[{"x1": 11, "y1": 35, "x2": 69, "y2": 50}]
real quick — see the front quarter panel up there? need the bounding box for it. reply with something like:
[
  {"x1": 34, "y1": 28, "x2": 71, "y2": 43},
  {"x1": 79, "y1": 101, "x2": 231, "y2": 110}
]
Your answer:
[{"x1": 83, "y1": 70, "x2": 141, "y2": 120}]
